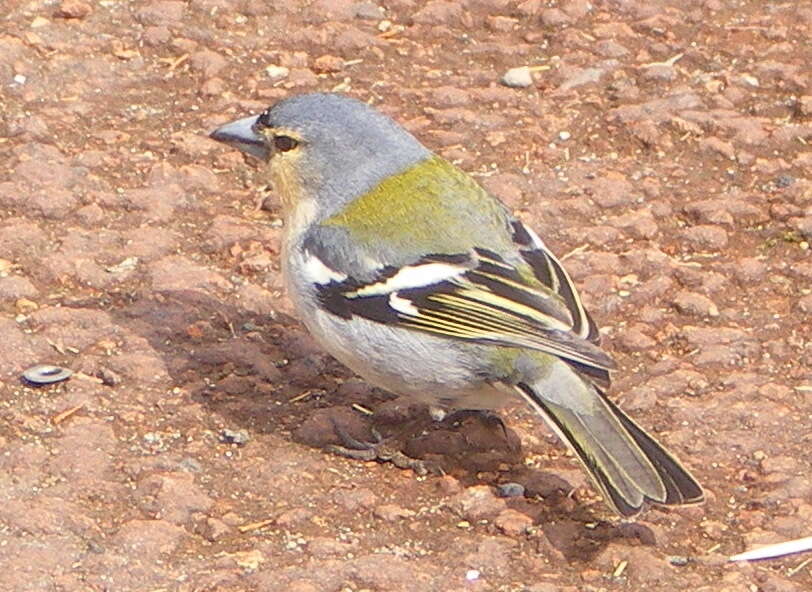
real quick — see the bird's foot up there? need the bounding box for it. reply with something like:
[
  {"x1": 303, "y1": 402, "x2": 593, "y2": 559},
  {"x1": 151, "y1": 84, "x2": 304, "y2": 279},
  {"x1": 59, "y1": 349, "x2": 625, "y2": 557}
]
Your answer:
[{"x1": 326, "y1": 419, "x2": 435, "y2": 475}]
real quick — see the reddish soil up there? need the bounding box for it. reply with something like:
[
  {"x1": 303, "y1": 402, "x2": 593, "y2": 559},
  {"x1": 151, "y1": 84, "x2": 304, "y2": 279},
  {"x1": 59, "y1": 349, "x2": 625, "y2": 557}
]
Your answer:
[{"x1": 1, "y1": 0, "x2": 811, "y2": 590}]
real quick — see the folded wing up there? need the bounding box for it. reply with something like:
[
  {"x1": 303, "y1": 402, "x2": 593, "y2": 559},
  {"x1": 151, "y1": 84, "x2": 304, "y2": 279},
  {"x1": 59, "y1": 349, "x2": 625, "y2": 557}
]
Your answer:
[{"x1": 306, "y1": 218, "x2": 615, "y2": 385}]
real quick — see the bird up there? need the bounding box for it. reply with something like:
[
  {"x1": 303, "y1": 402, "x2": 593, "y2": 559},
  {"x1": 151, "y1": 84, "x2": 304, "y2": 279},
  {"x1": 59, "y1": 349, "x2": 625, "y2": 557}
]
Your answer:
[{"x1": 209, "y1": 92, "x2": 704, "y2": 517}]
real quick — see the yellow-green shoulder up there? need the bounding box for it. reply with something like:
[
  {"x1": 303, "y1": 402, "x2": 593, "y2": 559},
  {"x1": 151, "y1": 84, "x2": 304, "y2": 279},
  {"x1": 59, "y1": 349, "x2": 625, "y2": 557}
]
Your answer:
[{"x1": 324, "y1": 155, "x2": 514, "y2": 255}]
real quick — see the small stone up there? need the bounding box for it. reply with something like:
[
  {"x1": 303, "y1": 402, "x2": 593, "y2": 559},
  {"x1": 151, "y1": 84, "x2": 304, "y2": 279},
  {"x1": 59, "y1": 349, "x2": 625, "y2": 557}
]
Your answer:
[
  {"x1": 190, "y1": 49, "x2": 227, "y2": 78},
  {"x1": 373, "y1": 504, "x2": 416, "y2": 521},
  {"x1": 540, "y1": 7, "x2": 572, "y2": 26},
  {"x1": 353, "y1": 1, "x2": 384, "y2": 19},
  {"x1": 501, "y1": 66, "x2": 534, "y2": 88},
  {"x1": 135, "y1": 472, "x2": 214, "y2": 524},
  {"x1": 642, "y1": 64, "x2": 677, "y2": 82},
  {"x1": 595, "y1": 39, "x2": 629, "y2": 58},
  {"x1": 435, "y1": 475, "x2": 463, "y2": 495},
  {"x1": 558, "y1": 66, "x2": 606, "y2": 91},
  {"x1": 486, "y1": 16, "x2": 518, "y2": 32},
  {"x1": 312, "y1": 55, "x2": 344, "y2": 74},
  {"x1": 496, "y1": 482, "x2": 525, "y2": 498},
  {"x1": 307, "y1": 536, "x2": 352, "y2": 558},
  {"x1": 447, "y1": 485, "x2": 507, "y2": 520},
  {"x1": 199, "y1": 517, "x2": 230, "y2": 541},
  {"x1": 15, "y1": 298, "x2": 38, "y2": 314},
  {"x1": 55, "y1": 0, "x2": 92, "y2": 19},
  {"x1": 276, "y1": 507, "x2": 314, "y2": 527},
  {"x1": 178, "y1": 457, "x2": 203, "y2": 473},
  {"x1": 99, "y1": 367, "x2": 122, "y2": 386},
  {"x1": 266, "y1": 65, "x2": 290, "y2": 80},
  {"x1": 143, "y1": 25, "x2": 171, "y2": 46},
  {"x1": 517, "y1": 0, "x2": 541, "y2": 16},
  {"x1": 332, "y1": 487, "x2": 378, "y2": 511},
  {"x1": 615, "y1": 326, "x2": 657, "y2": 351},
  {"x1": 286, "y1": 68, "x2": 319, "y2": 88},
  {"x1": 681, "y1": 225, "x2": 729, "y2": 250},
  {"x1": 135, "y1": 1, "x2": 186, "y2": 26},
  {"x1": 700, "y1": 519, "x2": 727, "y2": 538},
  {"x1": 798, "y1": 294, "x2": 812, "y2": 314},
  {"x1": 220, "y1": 429, "x2": 250, "y2": 446},
  {"x1": 673, "y1": 291, "x2": 719, "y2": 317},
  {"x1": 775, "y1": 174, "x2": 795, "y2": 188},
  {"x1": 0, "y1": 276, "x2": 39, "y2": 302},
  {"x1": 735, "y1": 257, "x2": 767, "y2": 282},
  {"x1": 799, "y1": 95, "x2": 812, "y2": 116},
  {"x1": 558, "y1": 131, "x2": 571, "y2": 141},
  {"x1": 106, "y1": 256, "x2": 139, "y2": 274},
  {"x1": 412, "y1": 1, "x2": 462, "y2": 25},
  {"x1": 230, "y1": 549, "x2": 264, "y2": 571},
  {"x1": 700, "y1": 137, "x2": 736, "y2": 160},
  {"x1": 494, "y1": 509, "x2": 533, "y2": 535}
]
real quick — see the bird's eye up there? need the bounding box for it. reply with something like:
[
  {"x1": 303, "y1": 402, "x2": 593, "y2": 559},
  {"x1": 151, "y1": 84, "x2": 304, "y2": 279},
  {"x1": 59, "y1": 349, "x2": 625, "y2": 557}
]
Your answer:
[{"x1": 274, "y1": 135, "x2": 298, "y2": 152}]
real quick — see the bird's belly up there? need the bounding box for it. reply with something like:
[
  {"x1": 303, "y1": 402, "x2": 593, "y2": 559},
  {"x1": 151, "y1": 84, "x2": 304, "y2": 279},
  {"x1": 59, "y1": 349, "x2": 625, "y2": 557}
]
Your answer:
[{"x1": 300, "y1": 304, "x2": 506, "y2": 410}]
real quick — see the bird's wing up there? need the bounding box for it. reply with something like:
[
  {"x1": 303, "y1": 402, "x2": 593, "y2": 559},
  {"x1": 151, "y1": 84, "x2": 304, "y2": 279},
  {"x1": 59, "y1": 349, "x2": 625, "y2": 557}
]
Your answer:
[{"x1": 302, "y1": 219, "x2": 615, "y2": 383}]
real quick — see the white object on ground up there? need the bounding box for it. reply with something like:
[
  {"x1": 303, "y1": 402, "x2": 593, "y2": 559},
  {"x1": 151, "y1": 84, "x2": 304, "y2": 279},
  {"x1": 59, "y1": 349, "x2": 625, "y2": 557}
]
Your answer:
[{"x1": 729, "y1": 536, "x2": 812, "y2": 562}]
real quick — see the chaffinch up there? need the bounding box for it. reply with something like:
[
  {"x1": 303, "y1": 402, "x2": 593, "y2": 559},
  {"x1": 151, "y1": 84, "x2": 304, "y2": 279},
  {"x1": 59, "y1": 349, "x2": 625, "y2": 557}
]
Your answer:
[{"x1": 210, "y1": 92, "x2": 703, "y2": 517}]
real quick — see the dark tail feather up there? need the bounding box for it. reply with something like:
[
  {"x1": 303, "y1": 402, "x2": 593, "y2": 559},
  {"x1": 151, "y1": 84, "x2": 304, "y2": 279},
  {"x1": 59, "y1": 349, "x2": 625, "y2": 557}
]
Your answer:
[
  {"x1": 515, "y1": 382, "x2": 704, "y2": 517},
  {"x1": 602, "y1": 393, "x2": 704, "y2": 506}
]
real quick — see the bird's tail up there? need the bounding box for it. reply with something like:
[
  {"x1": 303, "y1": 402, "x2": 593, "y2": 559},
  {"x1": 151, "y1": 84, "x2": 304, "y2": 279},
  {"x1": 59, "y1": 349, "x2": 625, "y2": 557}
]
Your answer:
[{"x1": 515, "y1": 381, "x2": 704, "y2": 517}]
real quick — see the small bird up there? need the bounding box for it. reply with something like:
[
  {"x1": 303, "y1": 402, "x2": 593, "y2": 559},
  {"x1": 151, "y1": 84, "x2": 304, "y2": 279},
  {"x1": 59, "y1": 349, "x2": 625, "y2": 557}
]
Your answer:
[{"x1": 210, "y1": 93, "x2": 704, "y2": 517}]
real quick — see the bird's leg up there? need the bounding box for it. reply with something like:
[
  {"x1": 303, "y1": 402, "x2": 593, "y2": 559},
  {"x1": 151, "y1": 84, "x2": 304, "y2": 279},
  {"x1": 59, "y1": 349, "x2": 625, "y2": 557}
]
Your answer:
[{"x1": 443, "y1": 409, "x2": 509, "y2": 440}]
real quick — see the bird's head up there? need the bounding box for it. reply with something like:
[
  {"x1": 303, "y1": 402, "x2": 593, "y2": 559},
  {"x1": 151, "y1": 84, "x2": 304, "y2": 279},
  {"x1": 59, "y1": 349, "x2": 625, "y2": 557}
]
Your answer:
[{"x1": 210, "y1": 93, "x2": 429, "y2": 221}]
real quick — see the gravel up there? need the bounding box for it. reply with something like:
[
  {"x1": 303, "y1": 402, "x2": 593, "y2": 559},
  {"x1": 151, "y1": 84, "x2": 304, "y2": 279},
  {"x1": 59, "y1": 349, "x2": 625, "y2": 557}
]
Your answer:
[{"x1": 0, "y1": 0, "x2": 810, "y2": 590}]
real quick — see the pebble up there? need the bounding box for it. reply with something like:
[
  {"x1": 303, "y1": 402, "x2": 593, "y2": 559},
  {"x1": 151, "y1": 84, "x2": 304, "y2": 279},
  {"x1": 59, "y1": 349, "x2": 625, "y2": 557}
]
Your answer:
[
  {"x1": 312, "y1": 55, "x2": 344, "y2": 74},
  {"x1": 332, "y1": 487, "x2": 378, "y2": 512},
  {"x1": 501, "y1": 66, "x2": 534, "y2": 88},
  {"x1": 178, "y1": 457, "x2": 203, "y2": 473},
  {"x1": 494, "y1": 508, "x2": 534, "y2": 535},
  {"x1": 496, "y1": 482, "x2": 525, "y2": 498},
  {"x1": 673, "y1": 290, "x2": 720, "y2": 317},
  {"x1": 558, "y1": 66, "x2": 606, "y2": 91},
  {"x1": 2, "y1": 1, "x2": 810, "y2": 589},
  {"x1": 55, "y1": 0, "x2": 93, "y2": 19},
  {"x1": 22, "y1": 364, "x2": 73, "y2": 385},
  {"x1": 266, "y1": 65, "x2": 290, "y2": 80},
  {"x1": 447, "y1": 485, "x2": 507, "y2": 520},
  {"x1": 681, "y1": 225, "x2": 729, "y2": 250},
  {"x1": 220, "y1": 428, "x2": 250, "y2": 446},
  {"x1": 540, "y1": 8, "x2": 571, "y2": 26},
  {"x1": 373, "y1": 504, "x2": 416, "y2": 521},
  {"x1": 276, "y1": 507, "x2": 314, "y2": 527},
  {"x1": 354, "y1": 1, "x2": 384, "y2": 20},
  {"x1": 99, "y1": 367, "x2": 122, "y2": 386}
]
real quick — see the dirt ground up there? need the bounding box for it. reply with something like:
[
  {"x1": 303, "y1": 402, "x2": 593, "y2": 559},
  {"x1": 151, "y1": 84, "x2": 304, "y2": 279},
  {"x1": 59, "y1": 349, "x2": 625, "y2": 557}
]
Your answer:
[{"x1": 1, "y1": 0, "x2": 811, "y2": 590}]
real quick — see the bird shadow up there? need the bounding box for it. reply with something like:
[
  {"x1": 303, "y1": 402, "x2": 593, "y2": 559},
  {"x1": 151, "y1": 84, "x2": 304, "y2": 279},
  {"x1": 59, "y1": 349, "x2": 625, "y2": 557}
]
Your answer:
[{"x1": 112, "y1": 288, "x2": 659, "y2": 562}]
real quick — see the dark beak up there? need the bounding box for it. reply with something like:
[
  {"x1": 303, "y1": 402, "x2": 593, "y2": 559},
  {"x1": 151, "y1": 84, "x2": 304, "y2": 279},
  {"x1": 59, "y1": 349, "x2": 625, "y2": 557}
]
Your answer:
[{"x1": 209, "y1": 115, "x2": 270, "y2": 160}]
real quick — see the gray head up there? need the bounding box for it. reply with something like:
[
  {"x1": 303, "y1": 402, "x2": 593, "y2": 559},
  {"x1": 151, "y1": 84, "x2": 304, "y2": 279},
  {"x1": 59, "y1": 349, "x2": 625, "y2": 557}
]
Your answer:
[{"x1": 210, "y1": 93, "x2": 430, "y2": 218}]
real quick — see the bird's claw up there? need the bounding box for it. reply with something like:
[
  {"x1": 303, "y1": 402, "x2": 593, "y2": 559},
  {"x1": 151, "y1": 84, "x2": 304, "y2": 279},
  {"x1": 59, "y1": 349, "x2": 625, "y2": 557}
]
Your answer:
[{"x1": 327, "y1": 419, "x2": 432, "y2": 475}]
